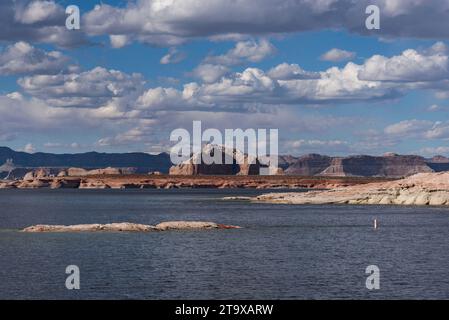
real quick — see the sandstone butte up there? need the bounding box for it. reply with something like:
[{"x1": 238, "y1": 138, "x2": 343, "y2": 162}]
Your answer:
[
  {"x1": 250, "y1": 172, "x2": 449, "y2": 206},
  {"x1": 22, "y1": 221, "x2": 242, "y2": 233}
]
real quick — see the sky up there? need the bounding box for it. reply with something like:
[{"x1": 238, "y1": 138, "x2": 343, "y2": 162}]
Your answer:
[{"x1": 1, "y1": 0, "x2": 449, "y2": 157}]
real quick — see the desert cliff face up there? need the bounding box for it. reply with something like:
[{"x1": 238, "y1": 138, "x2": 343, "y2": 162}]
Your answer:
[
  {"x1": 169, "y1": 144, "x2": 264, "y2": 175},
  {"x1": 285, "y1": 153, "x2": 445, "y2": 178},
  {"x1": 253, "y1": 172, "x2": 449, "y2": 206},
  {"x1": 284, "y1": 154, "x2": 332, "y2": 175}
]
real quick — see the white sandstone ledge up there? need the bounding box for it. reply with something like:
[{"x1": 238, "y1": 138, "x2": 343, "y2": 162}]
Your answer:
[
  {"x1": 22, "y1": 221, "x2": 242, "y2": 233},
  {"x1": 251, "y1": 172, "x2": 449, "y2": 206}
]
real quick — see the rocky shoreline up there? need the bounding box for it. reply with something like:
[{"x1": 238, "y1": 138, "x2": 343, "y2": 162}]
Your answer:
[
  {"x1": 248, "y1": 172, "x2": 449, "y2": 206},
  {"x1": 22, "y1": 221, "x2": 241, "y2": 233},
  {"x1": 0, "y1": 174, "x2": 391, "y2": 190}
]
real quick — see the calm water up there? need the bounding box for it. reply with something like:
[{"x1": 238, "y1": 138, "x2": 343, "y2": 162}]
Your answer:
[{"x1": 1, "y1": 188, "x2": 449, "y2": 299}]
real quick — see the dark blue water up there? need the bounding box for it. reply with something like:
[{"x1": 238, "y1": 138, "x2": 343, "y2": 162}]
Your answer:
[{"x1": 1, "y1": 189, "x2": 449, "y2": 299}]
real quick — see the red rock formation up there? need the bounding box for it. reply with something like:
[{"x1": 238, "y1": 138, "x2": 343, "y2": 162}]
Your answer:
[{"x1": 169, "y1": 144, "x2": 262, "y2": 175}]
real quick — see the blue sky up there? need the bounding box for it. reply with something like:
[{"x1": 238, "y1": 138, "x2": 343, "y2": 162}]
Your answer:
[{"x1": 1, "y1": 0, "x2": 449, "y2": 157}]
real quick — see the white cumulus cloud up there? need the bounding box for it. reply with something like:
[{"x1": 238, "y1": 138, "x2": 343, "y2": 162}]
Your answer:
[
  {"x1": 320, "y1": 48, "x2": 356, "y2": 62},
  {"x1": 0, "y1": 42, "x2": 70, "y2": 75}
]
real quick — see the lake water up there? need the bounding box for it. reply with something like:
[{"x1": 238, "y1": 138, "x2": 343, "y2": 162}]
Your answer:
[{"x1": 1, "y1": 188, "x2": 449, "y2": 299}]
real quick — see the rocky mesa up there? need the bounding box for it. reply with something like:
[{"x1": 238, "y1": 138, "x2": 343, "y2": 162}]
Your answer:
[{"x1": 284, "y1": 153, "x2": 448, "y2": 178}]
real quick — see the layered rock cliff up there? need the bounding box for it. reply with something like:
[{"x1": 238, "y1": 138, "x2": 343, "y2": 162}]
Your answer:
[
  {"x1": 169, "y1": 144, "x2": 264, "y2": 175},
  {"x1": 284, "y1": 153, "x2": 447, "y2": 178},
  {"x1": 284, "y1": 154, "x2": 332, "y2": 175}
]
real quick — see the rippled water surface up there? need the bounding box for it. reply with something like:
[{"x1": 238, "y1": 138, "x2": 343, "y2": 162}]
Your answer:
[{"x1": 1, "y1": 188, "x2": 449, "y2": 299}]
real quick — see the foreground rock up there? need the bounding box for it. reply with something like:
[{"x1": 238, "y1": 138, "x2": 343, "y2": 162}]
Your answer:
[
  {"x1": 155, "y1": 221, "x2": 241, "y2": 230},
  {"x1": 22, "y1": 221, "x2": 241, "y2": 233},
  {"x1": 252, "y1": 172, "x2": 449, "y2": 206},
  {"x1": 23, "y1": 222, "x2": 155, "y2": 233}
]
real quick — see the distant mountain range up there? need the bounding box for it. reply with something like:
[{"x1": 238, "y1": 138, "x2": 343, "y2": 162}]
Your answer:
[
  {"x1": 2, "y1": 146, "x2": 449, "y2": 178},
  {"x1": 0, "y1": 146, "x2": 171, "y2": 175}
]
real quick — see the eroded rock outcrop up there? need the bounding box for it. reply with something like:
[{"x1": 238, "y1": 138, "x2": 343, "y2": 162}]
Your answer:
[
  {"x1": 169, "y1": 144, "x2": 267, "y2": 175},
  {"x1": 0, "y1": 181, "x2": 17, "y2": 189},
  {"x1": 66, "y1": 168, "x2": 89, "y2": 176},
  {"x1": 17, "y1": 179, "x2": 50, "y2": 188},
  {"x1": 22, "y1": 221, "x2": 242, "y2": 232},
  {"x1": 252, "y1": 172, "x2": 449, "y2": 206},
  {"x1": 83, "y1": 167, "x2": 123, "y2": 175},
  {"x1": 79, "y1": 180, "x2": 110, "y2": 189},
  {"x1": 23, "y1": 168, "x2": 52, "y2": 181},
  {"x1": 23, "y1": 222, "x2": 155, "y2": 233},
  {"x1": 57, "y1": 170, "x2": 68, "y2": 177},
  {"x1": 65, "y1": 167, "x2": 134, "y2": 177},
  {"x1": 155, "y1": 221, "x2": 241, "y2": 230},
  {"x1": 5, "y1": 175, "x2": 387, "y2": 190},
  {"x1": 50, "y1": 179, "x2": 81, "y2": 189}
]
